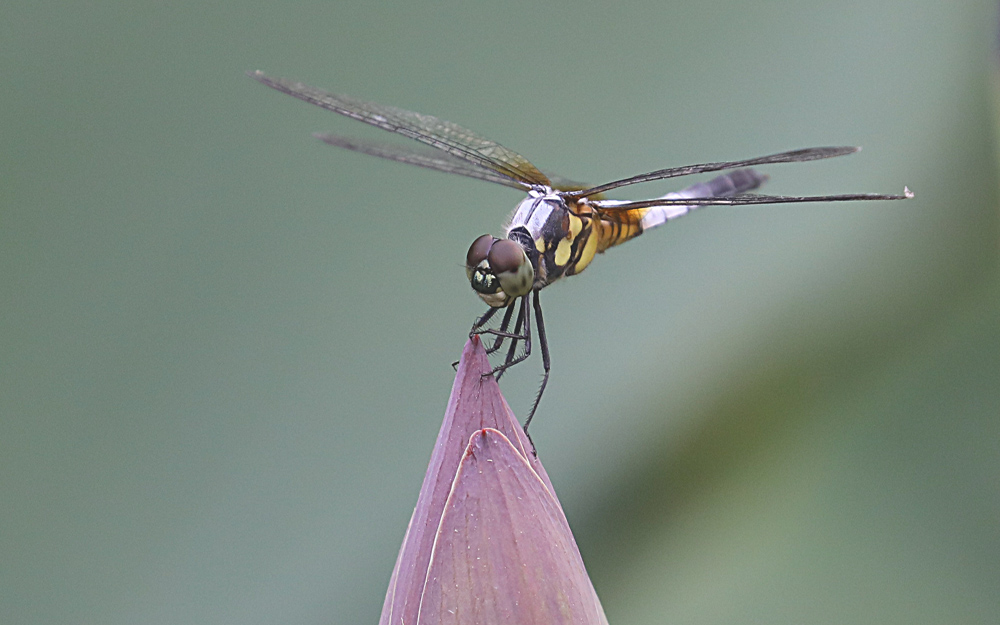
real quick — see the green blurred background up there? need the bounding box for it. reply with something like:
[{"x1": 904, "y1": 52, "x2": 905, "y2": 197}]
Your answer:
[{"x1": 2, "y1": 1, "x2": 998, "y2": 624}]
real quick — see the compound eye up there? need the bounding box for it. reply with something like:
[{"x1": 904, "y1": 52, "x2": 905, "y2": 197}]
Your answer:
[
  {"x1": 487, "y1": 239, "x2": 525, "y2": 274},
  {"x1": 466, "y1": 234, "x2": 495, "y2": 269}
]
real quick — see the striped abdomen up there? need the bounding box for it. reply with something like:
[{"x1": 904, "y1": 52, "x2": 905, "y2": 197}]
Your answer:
[{"x1": 592, "y1": 167, "x2": 768, "y2": 252}]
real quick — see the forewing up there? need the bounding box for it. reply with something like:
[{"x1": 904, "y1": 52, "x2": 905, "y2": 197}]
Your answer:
[
  {"x1": 250, "y1": 71, "x2": 551, "y2": 190},
  {"x1": 566, "y1": 146, "x2": 862, "y2": 198}
]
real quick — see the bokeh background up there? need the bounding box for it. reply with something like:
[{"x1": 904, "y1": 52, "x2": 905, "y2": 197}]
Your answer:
[{"x1": 3, "y1": 1, "x2": 998, "y2": 624}]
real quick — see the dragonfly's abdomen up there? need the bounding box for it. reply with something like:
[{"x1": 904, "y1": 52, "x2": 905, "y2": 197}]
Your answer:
[
  {"x1": 584, "y1": 167, "x2": 768, "y2": 253},
  {"x1": 593, "y1": 207, "x2": 645, "y2": 254},
  {"x1": 638, "y1": 168, "x2": 767, "y2": 231}
]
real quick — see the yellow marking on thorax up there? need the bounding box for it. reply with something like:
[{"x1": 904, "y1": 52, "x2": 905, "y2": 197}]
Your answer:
[
  {"x1": 534, "y1": 236, "x2": 546, "y2": 254},
  {"x1": 553, "y1": 213, "x2": 583, "y2": 267},
  {"x1": 567, "y1": 213, "x2": 583, "y2": 239},
  {"x1": 554, "y1": 237, "x2": 573, "y2": 266},
  {"x1": 573, "y1": 218, "x2": 600, "y2": 273}
]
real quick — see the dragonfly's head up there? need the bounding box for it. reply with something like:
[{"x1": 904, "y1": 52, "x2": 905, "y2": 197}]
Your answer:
[{"x1": 465, "y1": 234, "x2": 534, "y2": 308}]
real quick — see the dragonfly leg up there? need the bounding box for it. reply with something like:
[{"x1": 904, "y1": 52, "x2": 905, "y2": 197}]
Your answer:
[
  {"x1": 469, "y1": 306, "x2": 500, "y2": 335},
  {"x1": 454, "y1": 305, "x2": 507, "y2": 369},
  {"x1": 486, "y1": 295, "x2": 532, "y2": 377},
  {"x1": 484, "y1": 303, "x2": 516, "y2": 355},
  {"x1": 523, "y1": 290, "x2": 550, "y2": 437},
  {"x1": 495, "y1": 300, "x2": 525, "y2": 382}
]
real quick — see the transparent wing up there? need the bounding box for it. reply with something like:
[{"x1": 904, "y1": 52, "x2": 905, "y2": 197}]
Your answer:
[
  {"x1": 592, "y1": 168, "x2": 768, "y2": 230},
  {"x1": 313, "y1": 133, "x2": 592, "y2": 193},
  {"x1": 545, "y1": 174, "x2": 600, "y2": 196},
  {"x1": 592, "y1": 188, "x2": 914, "y2": 212},
  {"x1": 565, "y1": 147, "x2": 862, "y2": 199},
  {"x1": 313, "y1": 133, "x2": 527, "y2": 190},
  {"x1": 250, "y1": 71, "x2": 551, "y2": 190}
]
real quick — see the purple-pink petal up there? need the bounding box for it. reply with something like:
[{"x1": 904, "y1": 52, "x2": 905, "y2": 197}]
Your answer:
[
  {"x1": 379, "y1": 337, "x2": 606, "y2": 625},
  {"x1": 418, "y1": 428, "x2": 608, "y2": 625}
]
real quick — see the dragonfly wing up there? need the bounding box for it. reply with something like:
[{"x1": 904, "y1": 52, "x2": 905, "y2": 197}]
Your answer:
[
  {"x1": 546, "y1": 174, "x2": 601, "y2": 197},
  {"x1": 592, "y1": 168, "x2": 769, "y2": 234},
  {"x1": 313, "y1": 134, "x2": 527, "y2": 190},
  {"x1": 251, "y1": 71, "x2": 551, "y2": 190},
  {"x1": 595, "y1": 185, "x2": 914, "y2": 213},
  {"x1": 568, "y1": 146, "x2": 860, "y2": 199}
]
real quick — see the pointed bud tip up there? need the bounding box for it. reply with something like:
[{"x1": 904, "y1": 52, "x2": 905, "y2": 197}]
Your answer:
[{"x1": 454, "y1": 335, "x2": 494, "y2": 382}]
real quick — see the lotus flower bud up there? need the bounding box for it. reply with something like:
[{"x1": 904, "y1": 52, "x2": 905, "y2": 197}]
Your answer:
[{"x1": 379, "y1": 336, "x2": 608, "y2": 625}]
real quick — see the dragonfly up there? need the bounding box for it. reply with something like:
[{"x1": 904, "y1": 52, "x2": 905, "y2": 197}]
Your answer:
[{"x1": 250, "y1": 71, "x2": 912, "y2": 433}]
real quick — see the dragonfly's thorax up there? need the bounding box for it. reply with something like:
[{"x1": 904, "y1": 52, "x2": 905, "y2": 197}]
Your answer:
[{"x1": 507, "y1": 191, "x2": 601, "y2": 288}]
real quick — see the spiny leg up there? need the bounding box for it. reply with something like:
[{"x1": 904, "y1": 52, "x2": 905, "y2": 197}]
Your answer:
[
  {"x1": 487, "y1": 295, "x2": 532, "y2": 378},
  {"x1": 485, "y1": 303, "x2": 517, "y2": 355},
  {"x1": 523, "y1": 289, "x2": 551, "y2": 435},
  {"x1": 470, "y1": 305, "x2": 500, "y2": 334},
  {"x1": 477, "y1": 297, "x2": 528, "y2": 342},
  {"x1": 454, "y1": 305, "x2": 506, "y2": 369},
  {"x1": 495, "y1": 300, "x2": 526, "y2": 382}
]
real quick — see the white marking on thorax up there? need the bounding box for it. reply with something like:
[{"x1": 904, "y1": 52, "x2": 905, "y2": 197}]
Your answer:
[{"x1": 506, "y1": 190, "x2": 561, "y2": 240}]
